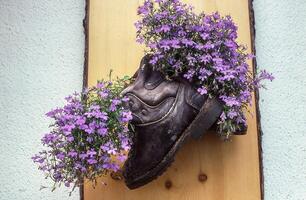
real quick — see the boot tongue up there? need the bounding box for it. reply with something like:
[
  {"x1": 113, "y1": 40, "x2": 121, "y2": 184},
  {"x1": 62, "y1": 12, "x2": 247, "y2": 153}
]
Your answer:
[
  {"x1": 137, "y1": 55, "x2": 162, "y2": 89},
  {"x1": 144, "y1": 67, "x2": 164, "y2": 90}
]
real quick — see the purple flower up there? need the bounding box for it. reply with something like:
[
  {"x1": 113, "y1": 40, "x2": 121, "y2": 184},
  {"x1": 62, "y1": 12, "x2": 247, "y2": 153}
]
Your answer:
[
  {"x1": 227, "y1": 110, "x2": 238, "y2": 119},
  {"x1": 137, "y1": 0, "x2": 153, "y2": 15},
  {"x1": 220, "y1": 112, "x2": 227, "y2": 121},
  {"x1": 259, "y1": 70, "x2": 274, "y2": 81},
  {"x1": 220, "y1": 96, "x2": 241, "y2": 107},
  {"x1": 183, "y1": 69, "x2": 195, "y2": 80},
  {"x1": 53, "y1": 172, "x2": 63, "y2": 182},
  {"x1": 90, "y1": 104, "x2": 100, "y2": 111},
  {"x1": 86, "y1": 137, "x2": 93, "y2": 143},
  {"x1": 41, "y1": 133, "x2": 58, "y2": 144},
  {"x1": 32, "y1": 155, "x2": 45, "y2": 164},
  {"x1": 101, "y1": 142, "x2": 117, "y2": 155},
  {"x1": 87, "y1": 159, "x2": 97, "y2": 164},
  {"x1": 136, "y1": 36, "x2": 144, "y2": 44},
  {"x1": 148, "y1": 42, "x2": 157, "y2": 49},
  {"x1": 195, "y1": 44, "x2": 205, "y2": 50},
  {"x1": 156, "y1": 25, "x2": 171, "y2": 33},
  {"x1": 100, "y1": 142, "x2": 111, "y2": 152},
  {"x1": 109, "y1": 99, "x2": 121, "y2": 112},
  {"x1": 121, "y1": 139, "x2": 131, "y2": 151},
  {"x1": 159, "y1": 39, "x2": 172, "y2": 51},
  {"x1": 79, "y1": 124, "x2": 88, "y2": 131},
  {"x1": 68, "y1": 151, "x2": 78, "y2": 158},
  {"x1": 87, "y1": 149, "x2": 97, "y2": 157},
  {"x1": 204, "y1": 42, "x2": 215, "y2": 50},
  {"x1": 134, "y1": 21, "x2": 142, "y2": 31},
  {"x1": 198, "y1": 68, "x2": 212, "y2": 81},
  {"x1": 45, "y1": 108, "x2": 63, "y2": 118},
  {"x1": 62, "y1": 124, "x2": 75, "y2": 133},
  {"x1": 103, "y1": 163, "x2": 120, "y2": 172},
  {"x1": 181, "y1": 39, "x2": 195, "y2": 46},
  {"x1": 82, "y1": 88, "x2": 89, "y2": 95},
  {"x1": 85, "y1": 126, "x2": 94, "y2": 134},
  {"x1": 150, "y1": 54, "x2": 164, "y2": 65},
  {"x1": 120, "y1": 111, "x2": 133, "y2": 122},
  {"x1": 199, "y1": 55, "x2": 212, "y2": 64},
  {"x1": 122, "y1": 96, "x2": 130, "y2": 102},
  {"x1": 75, "y1": 116, "x2": 86, "y2": 126},
  {"x1": 178, "y1": 30, "x2": 187, "y2": 37},
  {"x1": 100, "y1": 145, "x2": 109, "y2": 152},
  {"x1": 79, "y1": 153, "x2": 88, "y2": 160},
  {"x1": 65, "y1": 95, "x2": 73, "y2": 102},
  {"x1": 67, "y1": 136, "x2": 74, "y2": 142},
  {"x1": 200, "y1": 32, "x2": 209, "y2": 40},
  {"x1": 118, "y1": 154, "x2": 127, "y2": 162},
  {"x1": 224, "y1": 40, "x2": 237, "y2": 48},
  {"x1": 239, "y1": 90, "x2": 251, "y2": 102},
  {"x1": 56, "y1": 153, "x2": 65, "y2": 161},
  {"x1": 237, "y1": 115, "x2": 247, "y2": 126},
  {"x1": 99, "y1": 90, "x2": 109, "y2": 98},
  {"x1": 98, "y1": 127, "x2": 108, "y2": 136},
  {"x1": 96, "y1": 82, "x2": 104, "y2": 89},
  {"x1": 197, "y1": 86, "x2": 208, "y2": 95},
  {"x1": 170, "y1": 39, "x2": 181, "y2": 49},
  {"x1": 96, "y1": 111, "x2": 108, "y2": 120},
  {"x1": 186, "y1": 55, "x2": 196, "y2": 65},
  {"x1": 108, "y1": 148, "x2": 117, "y2": 155}
]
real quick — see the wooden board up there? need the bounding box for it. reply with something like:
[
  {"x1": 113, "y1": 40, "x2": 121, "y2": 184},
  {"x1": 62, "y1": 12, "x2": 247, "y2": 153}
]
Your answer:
[{"x1": 85, "y1": 0, "x2": 261, "y2": 199}]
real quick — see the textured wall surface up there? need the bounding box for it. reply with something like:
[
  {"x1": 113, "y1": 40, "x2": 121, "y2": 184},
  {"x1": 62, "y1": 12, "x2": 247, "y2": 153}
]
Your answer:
[
  {"x1": 253, "y1": 0, "x2": 306, "y2": 199},
  {"x1": 0, "y1": 0, "x2": 85, "y2": 199}
]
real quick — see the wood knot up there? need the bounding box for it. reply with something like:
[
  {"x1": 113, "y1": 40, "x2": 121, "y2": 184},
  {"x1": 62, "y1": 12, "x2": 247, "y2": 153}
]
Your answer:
[
  {"x1": 198, "y1": 173, "x2": 207, "y2": 183},
  {"x1": 165, "y1": 180, "x2": 172, "y2": 189}
]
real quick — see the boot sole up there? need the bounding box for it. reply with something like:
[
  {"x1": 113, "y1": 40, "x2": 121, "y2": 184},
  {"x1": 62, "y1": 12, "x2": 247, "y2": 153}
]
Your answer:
[{"x1": 125, "y1": 97, "x2": 223, "y2": 189}]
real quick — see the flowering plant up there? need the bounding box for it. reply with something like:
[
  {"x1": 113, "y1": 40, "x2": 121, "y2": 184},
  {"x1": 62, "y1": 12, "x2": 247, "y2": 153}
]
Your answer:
[
  {"x1": 136, "y1": 0, "x2": 274, "y2": 139},
  {"x1": 32, "y1": 76, "x2": 133, "y2": 193}
]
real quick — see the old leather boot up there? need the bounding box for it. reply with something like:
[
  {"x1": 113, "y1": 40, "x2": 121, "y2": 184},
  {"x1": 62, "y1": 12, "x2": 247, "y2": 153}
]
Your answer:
[{"x1": 121, "y1": 56, "x2": 223, "y2": 189}]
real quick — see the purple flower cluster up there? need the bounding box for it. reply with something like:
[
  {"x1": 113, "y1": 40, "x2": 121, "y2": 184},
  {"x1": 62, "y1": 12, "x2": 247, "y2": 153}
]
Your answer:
[
  {"x1": 136, "y1": 0, "x2": 274, "y2": 139},
  {"x1": 32, "y1": 78, "x2": 133, "y2": 191}
]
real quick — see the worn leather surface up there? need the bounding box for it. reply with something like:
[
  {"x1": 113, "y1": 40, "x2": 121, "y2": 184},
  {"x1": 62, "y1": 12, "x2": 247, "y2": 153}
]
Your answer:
[{"x1": 122, "y1": 56, "x2": 208, "y2": 187}]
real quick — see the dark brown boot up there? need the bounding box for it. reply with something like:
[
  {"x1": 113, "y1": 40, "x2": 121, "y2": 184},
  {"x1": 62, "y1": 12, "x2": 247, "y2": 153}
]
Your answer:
[{"x1": 121, "y1": 56, "x2": 223, "y2": 189}]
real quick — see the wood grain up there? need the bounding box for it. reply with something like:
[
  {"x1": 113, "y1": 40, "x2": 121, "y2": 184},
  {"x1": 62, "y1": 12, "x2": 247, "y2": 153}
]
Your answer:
[{"x1": 85, "y1": 0, "x2": 261, "y2": 199}]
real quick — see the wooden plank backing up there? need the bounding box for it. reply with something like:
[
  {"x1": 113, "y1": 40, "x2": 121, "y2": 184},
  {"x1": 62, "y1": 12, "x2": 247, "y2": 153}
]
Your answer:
[{"x1": 85, "y1": 0, "x2": 261, "y2": 199}]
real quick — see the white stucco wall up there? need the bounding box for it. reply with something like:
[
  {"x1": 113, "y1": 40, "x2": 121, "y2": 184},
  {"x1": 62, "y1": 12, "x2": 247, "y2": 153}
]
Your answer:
[
  {"x1": 0, "y1": 0, "x2": 85, "y2": 199},
  {"x1": 253, "y1": 0, "x2": 306, "y2": 199}
]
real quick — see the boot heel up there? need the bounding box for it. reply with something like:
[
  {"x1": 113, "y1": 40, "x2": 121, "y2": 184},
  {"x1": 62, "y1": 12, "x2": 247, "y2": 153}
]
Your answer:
[{"x1": 190, "y1": 98, "x2": 223, "y2": 139}]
